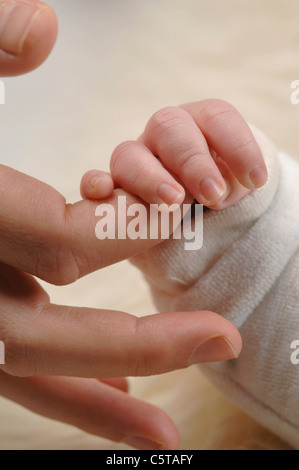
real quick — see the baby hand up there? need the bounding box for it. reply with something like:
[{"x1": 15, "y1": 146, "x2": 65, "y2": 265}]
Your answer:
[{"x1": 81, "y1": 99, "x2": 268, "y2": 210}]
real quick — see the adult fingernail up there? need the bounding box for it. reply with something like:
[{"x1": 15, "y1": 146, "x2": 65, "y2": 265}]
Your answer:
[
  {"x1": 198, "y1": 177, "x2": 226, "y2": 204},
  {"x1": 124, "y1": 436, "x2": 166, "y2": 450},
  {"x1": 157, "y1": 183, "x2": 184, "y2": 206},
  {"x1": 190, "y1": 336, "x2": 239, "y2": 364},
  {"x1": 248, "y1": 166, "x2": 268, "y2": 188},
  {"x1": 0, "y1": 1, "x2": 44, "y2": 54}
]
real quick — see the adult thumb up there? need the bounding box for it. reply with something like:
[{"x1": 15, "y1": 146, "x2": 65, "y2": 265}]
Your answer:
[{"x1": 0, "y1": 0, "x2": 58, "y2": 76}]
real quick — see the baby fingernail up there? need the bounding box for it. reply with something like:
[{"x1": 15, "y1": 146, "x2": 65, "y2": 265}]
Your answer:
[
  {"x1": 124, "y1": 436, "x2": 165, "y2": 450},
  {"x1": 198, "y1": 177, "x2": 226, "y2": 204},
  {"x1": 190, "y1": 336, "x2": 239, "y2": 364},
  {"x1": 249, "y1": 166, "x2": 268, "y2": 188},
  {"x1": 157, "y1": 183, "x2": 184, "y2": 205},
  {"x1": 89, "y1": 175, "x2": 102, "y2": 188},
  {"x1": 0, "y1": 1, "x2": 44, "y2": 54}
]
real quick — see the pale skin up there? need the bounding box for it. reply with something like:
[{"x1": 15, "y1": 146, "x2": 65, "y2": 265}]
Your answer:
[
  {"x1": 0, "y1": 0, "x2": 243, "y2": 450},
  {"x1": 81, "y1": 101, "x2": 268, "y2": 211}
]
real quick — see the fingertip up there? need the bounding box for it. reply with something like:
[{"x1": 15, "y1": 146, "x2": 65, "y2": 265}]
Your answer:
[
  {"x1": 185, "y1": 310, "x2": 242, "y2": 364},
  {"x1": 0, "y1": 1, "x2": 58, "y2": 76},
  {"x1": 248, "y1": 165, "x2": 268, "y2": 189},
  {"x1": 196, "y1": 176, "x2": 227, "y2": 206},
  {"x1": 124, "y1": 409, "x2": 180, "y2": 450},
  {"x1": 219, "y1": 312, "x2": 243, "y2": 358},
  {"x1": 24, "y1": 2, "x2": 58, "y2": 62},
  {"x1": 80, "y1": 170, "x2": 114, "y2": 200}
]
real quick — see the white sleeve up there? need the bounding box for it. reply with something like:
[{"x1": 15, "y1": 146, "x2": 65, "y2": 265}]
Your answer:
[{"x1": 131, "y1": 126, "x2": 299, "y2": 448}]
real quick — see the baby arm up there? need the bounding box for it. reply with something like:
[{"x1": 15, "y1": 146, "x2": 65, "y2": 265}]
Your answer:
[{"x1": 81, "y1": 100, "x2": 299, "y2": 448}]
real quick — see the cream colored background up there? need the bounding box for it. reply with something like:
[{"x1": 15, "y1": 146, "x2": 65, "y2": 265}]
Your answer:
[{"x1": 0, "y1": 0, "x2": 298, "y2": 450}]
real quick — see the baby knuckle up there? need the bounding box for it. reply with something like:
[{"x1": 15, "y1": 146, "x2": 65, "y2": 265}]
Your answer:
[
  {"x1": 230, "y1": 139, "x2": 256, "y2": 156},
  {"x1": 200, "y1": 99, "x2": 236, "y2": 123},
  {"x1": 110, "y1": 140, "x2": 136, "y2": 176},
  {"x1": 148, "y1": 106, "x2": 186, "y2": 135},
  {"x1": 177, "y1": 147, "x2": 203, "y2": 174}
]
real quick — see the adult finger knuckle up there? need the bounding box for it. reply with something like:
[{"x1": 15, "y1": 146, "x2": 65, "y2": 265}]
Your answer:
[
  {"x1": 31, "y1": 208, "x2": 83, "y2": 286},
  {"x1": 127, "y1": 317, "x2": 167, "y2": 376},
  {"x1": 14, "y1": 200, "x2": 82, "y2": 286},
  {"x1": 34, "y1": 241, "x2": 80, "y2": 286},
  {"x1": 0, "y1": 300, "x2": 53, "y2": 377},
  {"x1": 0, "y1": 326, "x2": 35, "y2": 377}
]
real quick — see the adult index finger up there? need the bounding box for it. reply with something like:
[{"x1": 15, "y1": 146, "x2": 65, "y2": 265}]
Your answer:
[{"x1": 0, "y1": 164, "x2": 186, "y2": 285}]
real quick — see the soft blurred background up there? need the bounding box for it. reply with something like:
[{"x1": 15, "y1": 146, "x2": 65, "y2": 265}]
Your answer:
[{"x1": 0, "y1": 0, "x2": 298, "y2": 450}]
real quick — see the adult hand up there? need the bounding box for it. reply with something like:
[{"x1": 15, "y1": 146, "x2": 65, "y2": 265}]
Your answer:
[
  {"x1": 0, "y1": 1, "x2": 242, "y2": 450},
  {"x1": 0, "y1": 166, "x2": 241, "y2": 448}
]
